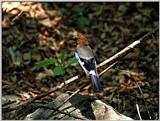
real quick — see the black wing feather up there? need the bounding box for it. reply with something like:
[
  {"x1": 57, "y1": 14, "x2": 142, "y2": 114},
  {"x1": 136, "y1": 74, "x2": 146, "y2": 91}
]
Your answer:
[{"x1": 79, "y1": 57, "x2": 95, "y2": 71}]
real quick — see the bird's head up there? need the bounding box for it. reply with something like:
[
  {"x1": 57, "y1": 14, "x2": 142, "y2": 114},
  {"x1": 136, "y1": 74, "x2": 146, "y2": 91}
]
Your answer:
[{"x1": 69, "y1": 31, "x2": 89, "y2": 48}]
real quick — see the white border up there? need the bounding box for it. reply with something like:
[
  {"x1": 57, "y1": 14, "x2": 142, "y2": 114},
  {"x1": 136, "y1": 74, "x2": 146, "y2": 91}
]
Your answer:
[{"x1": 1, "y1": 0, "x2": 160, "y2": 1}]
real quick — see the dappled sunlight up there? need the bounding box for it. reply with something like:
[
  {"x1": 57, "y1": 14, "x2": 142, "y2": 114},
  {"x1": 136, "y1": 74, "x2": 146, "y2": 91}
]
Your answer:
[{"x1": 2, "y1": 2, "x2": 63, "y2": 51}]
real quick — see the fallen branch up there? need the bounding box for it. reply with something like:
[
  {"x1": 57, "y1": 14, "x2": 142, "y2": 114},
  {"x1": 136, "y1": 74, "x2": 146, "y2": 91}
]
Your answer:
[
  {"x1": 2, "y1": 28, "x2": 158, "y2": 113},
  {"x1": 97, "y1": 27, "x2": 158, "y2": 68},
  {"x1": 3, "y1": 76, "x2": 79, "y2": 112}
]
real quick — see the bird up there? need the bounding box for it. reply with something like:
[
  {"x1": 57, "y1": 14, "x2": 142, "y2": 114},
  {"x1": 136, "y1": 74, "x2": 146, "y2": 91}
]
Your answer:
[{"x1": 70, "y1": 31, "x2": 102, "y2": 92}]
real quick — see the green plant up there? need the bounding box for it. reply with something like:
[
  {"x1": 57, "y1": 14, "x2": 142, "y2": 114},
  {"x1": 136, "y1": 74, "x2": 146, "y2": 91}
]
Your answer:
[
  {"x1": 72, "y1": 5, "x2": 90, "y2": 28},
  {"x1": 58, "y1": 4, "x2": 91, "y2": 28},
  {"x1": 35, "y1": 50, "x2": 77, "y2": 76},
  {"x1": 58, "y1": 7, "x2": 66, "y2": 17}
]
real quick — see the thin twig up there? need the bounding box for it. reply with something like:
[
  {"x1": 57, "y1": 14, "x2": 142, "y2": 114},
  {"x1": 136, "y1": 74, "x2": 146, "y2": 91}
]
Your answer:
[
  {"x1": 21, "y1": 103, "x2": 86, "y2": 120},
  {"x1": 56, "y1": 82, "x2": 90, "y2": 110},
  {"x1": 97, "y1": 27, "x2": 158, "y2": 68},
  {"x1": 99, "y1": 61, "x2": 118, "y2": 76},
  {"x1": 2, "y1": 100, "x2": 16, "y2": 107},
  {"x1": 11, "y1": 11, "x2": 24, "y2": 25},
  {"x1": 135, "y1": 79, "x2": 152, "y2": 120},
  {"x1": 136, "y1": 103, "x2": 142, "y2": 120},
  {"x1": 39, "y1": 105, "x2": 87, "y2": 120},
  {"x1": 56, "y1": 89, "x2": 81, "y2": 110}
]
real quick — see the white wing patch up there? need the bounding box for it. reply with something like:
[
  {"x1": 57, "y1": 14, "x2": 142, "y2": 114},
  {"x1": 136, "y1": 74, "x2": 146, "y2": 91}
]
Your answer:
[
  {"x1": 89, "y1": 70, "x2": 97, "y2": 76},
  {"x1": 75, "y1": 52, "x2": 80, "y2": 60},
  {"x1": 75, "y1": 52, "x2": 89, "y2": 76}
]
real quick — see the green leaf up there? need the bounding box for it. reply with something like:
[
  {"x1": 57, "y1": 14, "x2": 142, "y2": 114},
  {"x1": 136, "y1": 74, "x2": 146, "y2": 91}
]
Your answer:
[
  {"x1": 9, "y1": 47, "x2": 16, "y2": 64},
  {"x1": 77, "y1": 16, "x2": 90, "y2": 28},
  {"x1": 60, "y1": 50, "x2": 68, "y2": 65},
  {"x1": 58, "y1": 7, "x2": 66, "y2": 17},
  {"x1": 35, "y1": 58, "x2": 56, "y2": 68},
  {"x1": 9, "y1": 47, "x2": 16, "y2": 63},
  {"x1": 72, "y1": 5, "x2": 83, "y2": 13},
  {"x1": 53, "y1": 66, "x2": 65, "y2": 76}
]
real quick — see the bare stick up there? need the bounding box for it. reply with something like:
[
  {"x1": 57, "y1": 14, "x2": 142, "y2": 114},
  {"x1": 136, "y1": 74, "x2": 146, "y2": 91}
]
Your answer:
[
  {"x1": 54, "y1": 81, "x2": 90, "y2": 113},
  {"x1": 11, "y1": 11, "x2": 24, "y2": 25},
  {"x1": 97, "y1": 27, "x2": 158, "y2": 68},
  {"x1": 99, "y1": 61, "x2": 118, "y2": 76},
  {"x1": 56, "y1": 89, "x2": 81, "y2": 110},
  {"x1": 2, "y1": 100, "x2": 16, "y2": 107},
  {"x1": 136, "y1": 103, "x2": 142, "y2": 120}
]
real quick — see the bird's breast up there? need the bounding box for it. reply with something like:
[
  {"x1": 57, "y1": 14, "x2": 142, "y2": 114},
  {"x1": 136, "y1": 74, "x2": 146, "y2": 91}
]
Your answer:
[{"x1": 76, "y1": 46, "x2": 94, "y2": 60}]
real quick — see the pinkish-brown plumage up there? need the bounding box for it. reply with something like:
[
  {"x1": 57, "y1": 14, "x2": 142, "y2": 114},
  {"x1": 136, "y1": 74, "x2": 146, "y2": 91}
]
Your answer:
[{"x1": 76, "y1": 32, "x2": 89, "y2": 48}]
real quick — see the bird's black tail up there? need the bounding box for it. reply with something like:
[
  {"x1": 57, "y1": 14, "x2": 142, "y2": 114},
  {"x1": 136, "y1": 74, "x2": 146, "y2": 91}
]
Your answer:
[{"x1": 90, "y1": 75, "x2": 102, "y2": 92}]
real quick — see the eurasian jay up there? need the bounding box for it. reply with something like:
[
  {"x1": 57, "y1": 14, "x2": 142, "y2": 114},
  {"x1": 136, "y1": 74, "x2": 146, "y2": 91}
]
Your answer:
[{"x1": 71, "y1": 31, "x2": 102, "y2": 92}]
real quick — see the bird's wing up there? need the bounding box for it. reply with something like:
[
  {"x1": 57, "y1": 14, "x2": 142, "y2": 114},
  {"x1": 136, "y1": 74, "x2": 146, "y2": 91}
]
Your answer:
[{"x1": 75, "y1": 46, "x2": 98, "y2": 77}]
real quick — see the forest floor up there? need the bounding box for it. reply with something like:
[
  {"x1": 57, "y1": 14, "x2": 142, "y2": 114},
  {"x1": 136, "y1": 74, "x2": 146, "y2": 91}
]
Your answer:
[{"x1": 2, "y1": 2, "x2": 159, "y2": 120}]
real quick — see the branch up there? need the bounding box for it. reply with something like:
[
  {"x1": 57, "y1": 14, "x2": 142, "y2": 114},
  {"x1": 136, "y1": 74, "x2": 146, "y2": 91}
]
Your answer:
[
  {"x1": 97, "y1": 27, "x2": 158, "y2": 68},
  {"x1": 99, "y1": 61, "x2": 118, "y2": 76},
  {"x1": 11, "y1": 11, "x2": 24, "y2": 25},
  {"x1": 136, "y1": 103, "x2": 142, "y2": 120}
]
